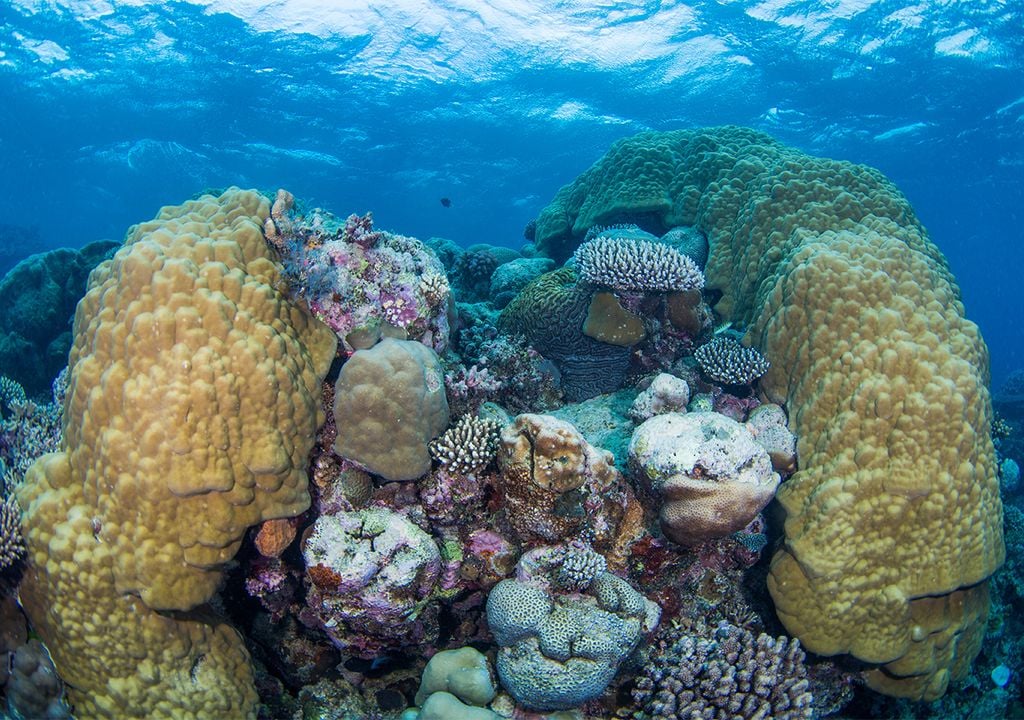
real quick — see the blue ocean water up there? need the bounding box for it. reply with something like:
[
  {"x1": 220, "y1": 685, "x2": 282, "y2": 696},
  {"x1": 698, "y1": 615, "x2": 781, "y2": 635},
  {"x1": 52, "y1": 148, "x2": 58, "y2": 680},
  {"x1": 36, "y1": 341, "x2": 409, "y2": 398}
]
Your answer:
[{"x1": 1, "y1": 1, "x2": 1021, "y2": 387}]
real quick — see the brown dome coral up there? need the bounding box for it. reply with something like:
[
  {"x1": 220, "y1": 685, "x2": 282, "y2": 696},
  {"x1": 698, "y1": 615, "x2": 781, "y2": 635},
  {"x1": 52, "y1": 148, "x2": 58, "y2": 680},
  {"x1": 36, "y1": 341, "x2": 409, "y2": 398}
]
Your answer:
[
  {"x1": 534, "y1": 126, "x2": 1003, "y2": 700},
  {"x1": 16, "y1": 188, "x2": 337, "y2": 718}
]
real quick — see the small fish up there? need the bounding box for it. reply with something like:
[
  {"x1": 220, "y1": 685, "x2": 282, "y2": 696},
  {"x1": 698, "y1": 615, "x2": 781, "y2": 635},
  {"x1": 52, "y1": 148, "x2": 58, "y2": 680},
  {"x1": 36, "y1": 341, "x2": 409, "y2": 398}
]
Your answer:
[{"x1": 440, "y1": 197, "x2": 451, "y2": 208}]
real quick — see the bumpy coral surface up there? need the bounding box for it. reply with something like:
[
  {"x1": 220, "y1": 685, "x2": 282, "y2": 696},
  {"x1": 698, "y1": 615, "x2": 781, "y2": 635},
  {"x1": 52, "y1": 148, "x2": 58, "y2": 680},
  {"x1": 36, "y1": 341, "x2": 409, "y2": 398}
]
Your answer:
[
  {"x1": 534, "y1": 126, "x2": 1003, "y2": 699},
  {"x1": 486, "y1": 571, "x2": 659, "y2": 711},
  {"x1": 16, "y1": 189, "x2": 337, "y2": 718},
  {"x1": 334, "y1": 338, "x2": 450, "y2": 481},
  {"x1": 628, "y1": 412, "x2": 780, "y2": 546}
]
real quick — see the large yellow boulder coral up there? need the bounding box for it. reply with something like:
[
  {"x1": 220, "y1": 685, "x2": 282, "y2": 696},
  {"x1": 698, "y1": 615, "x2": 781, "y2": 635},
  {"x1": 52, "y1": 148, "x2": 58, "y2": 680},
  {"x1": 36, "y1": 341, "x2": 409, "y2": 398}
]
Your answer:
[
  {"x1": 17, "y1": 188, "x2": 337, "y2": 718},
  {"x1": 534, "y1": 127, "x2": 1003, "y2": 699}
]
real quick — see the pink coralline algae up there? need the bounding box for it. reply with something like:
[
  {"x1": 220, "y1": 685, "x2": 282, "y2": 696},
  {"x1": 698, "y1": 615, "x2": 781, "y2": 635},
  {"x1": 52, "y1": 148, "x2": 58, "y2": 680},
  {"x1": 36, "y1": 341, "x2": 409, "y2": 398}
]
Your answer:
[{"x1": 274, "y1": 200, "x2": 452, "y2": 353}]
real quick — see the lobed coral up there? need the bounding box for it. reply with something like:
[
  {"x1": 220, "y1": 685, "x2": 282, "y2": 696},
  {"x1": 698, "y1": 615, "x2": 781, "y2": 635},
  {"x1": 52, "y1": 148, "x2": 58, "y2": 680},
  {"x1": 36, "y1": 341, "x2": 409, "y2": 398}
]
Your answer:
[
  {"x1": 486, "y1": 569, "x2": 659, "y2": 711},
  {"x1": 15, "y1": 188, "x2": 337, "y2": 718}
]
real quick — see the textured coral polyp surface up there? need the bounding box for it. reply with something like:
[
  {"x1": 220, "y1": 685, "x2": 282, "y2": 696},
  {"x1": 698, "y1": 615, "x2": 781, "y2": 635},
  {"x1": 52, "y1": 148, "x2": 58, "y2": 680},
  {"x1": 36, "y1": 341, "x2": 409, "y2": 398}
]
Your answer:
[
  {"x1": 535, "y1": 126, "x2": 1004, "y2": 699},
  {"x1": 17, "y1": 188, "x2": 336, "y2": 718}
]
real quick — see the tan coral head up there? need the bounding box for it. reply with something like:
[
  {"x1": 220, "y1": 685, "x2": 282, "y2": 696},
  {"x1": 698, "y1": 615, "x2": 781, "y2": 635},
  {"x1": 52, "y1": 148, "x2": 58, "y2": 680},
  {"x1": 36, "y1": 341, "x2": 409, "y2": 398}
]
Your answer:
[{"x1": 658, "y1": 472, "x2": 777, "y2": 546}]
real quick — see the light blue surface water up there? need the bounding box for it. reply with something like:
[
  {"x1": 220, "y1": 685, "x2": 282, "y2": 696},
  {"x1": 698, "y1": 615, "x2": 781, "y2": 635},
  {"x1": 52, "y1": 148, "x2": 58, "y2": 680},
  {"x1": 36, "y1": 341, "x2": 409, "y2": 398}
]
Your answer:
[{"x1": 0, "y1": 1, "x2": 1021, "y2": 385}]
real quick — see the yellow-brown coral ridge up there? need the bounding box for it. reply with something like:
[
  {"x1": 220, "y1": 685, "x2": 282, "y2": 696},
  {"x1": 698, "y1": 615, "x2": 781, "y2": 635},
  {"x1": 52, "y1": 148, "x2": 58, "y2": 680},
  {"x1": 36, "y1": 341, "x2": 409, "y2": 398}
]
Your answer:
[
  {"x1": 17, "y1": 188, "x2": 337, "y2": 718},
  {"x1": 535, "y1": 126, "x2": 1004, "y2": 700}
]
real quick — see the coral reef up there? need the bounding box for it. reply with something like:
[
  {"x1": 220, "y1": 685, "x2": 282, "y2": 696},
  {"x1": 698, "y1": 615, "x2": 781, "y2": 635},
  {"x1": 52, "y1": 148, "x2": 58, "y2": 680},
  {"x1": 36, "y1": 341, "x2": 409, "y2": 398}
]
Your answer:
[
  {"x1": 499, "y1": 267, "x2": 631, "y2": 401},
  {"x1": 497, "y1": 413, "x2": 643, "y2": 568},
  {"x1": 659, "y1": 225, "x2": 709, "y2": 269},
  {"x1": 534, "y1": 126, "x2": 1002, "y2": 699},
  {"x1": 632, "y1": 620, "x2": 814, "y2": 720},
  {"x1": 334, "y1": 338, "x2": 450, "y2": 481},
  {"x1": 0, "y1": 371, "x2": 64, "y2": 478},
  {"x1": 15, "y1": 188, "x2": 336, "y2": 718},
  {"x1": 489, "y1": 256, "x2": 556, "y2": 308},
  {"x1": 0, "y1": 495, "x2": 24, "y2": 574},
  {"x1": 302, "y1": 507, "x2": 442, "y2": 656},
  {"x1": 628, "y1": 373, "x2": 690, "y2": 423},
  {"x1": 429, "y1": 415, "x2": 502, "y2": 476},
  {"x1": 5, "y1": 639, "x2": 72, "y2": 719},
  {"x1": 413, "y1": 646, "x2": 497, "y2": 708}
]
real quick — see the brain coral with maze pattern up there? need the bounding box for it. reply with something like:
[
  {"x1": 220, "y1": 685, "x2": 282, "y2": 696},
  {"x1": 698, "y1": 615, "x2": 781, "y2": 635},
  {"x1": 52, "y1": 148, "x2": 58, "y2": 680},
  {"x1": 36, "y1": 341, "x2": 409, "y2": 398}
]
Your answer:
[{"x1": 534, "y1": 126, "x2": 1004, "y2": 700}]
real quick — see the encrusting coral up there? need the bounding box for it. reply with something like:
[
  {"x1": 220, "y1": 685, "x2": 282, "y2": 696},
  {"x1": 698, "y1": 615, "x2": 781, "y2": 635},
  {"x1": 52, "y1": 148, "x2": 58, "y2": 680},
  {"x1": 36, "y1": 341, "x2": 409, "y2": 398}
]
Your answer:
[
  {"x1": 15, "y1": 188, "x2": 337, "y2": 718},
  {"x1": 533, "y1": 126, "x2": 1004, "y2": 699}
]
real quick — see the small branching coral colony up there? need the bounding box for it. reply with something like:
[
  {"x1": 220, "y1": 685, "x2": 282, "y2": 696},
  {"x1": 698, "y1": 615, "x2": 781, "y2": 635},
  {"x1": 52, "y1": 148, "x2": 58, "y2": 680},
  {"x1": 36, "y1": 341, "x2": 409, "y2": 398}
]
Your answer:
[{"x1": 0, "y1": 126, "x2": 1014, "y2": 720}]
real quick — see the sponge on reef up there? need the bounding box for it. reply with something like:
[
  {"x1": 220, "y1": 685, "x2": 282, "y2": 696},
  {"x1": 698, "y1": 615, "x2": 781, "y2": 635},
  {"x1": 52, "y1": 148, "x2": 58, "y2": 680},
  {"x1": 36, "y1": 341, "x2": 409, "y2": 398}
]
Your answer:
[
  {"x1": 534, "y1": 126, "x2": 1003, "y2": 699},
  {"x1": 16, "y1": 188, "x2": 337, "y2": 718}
]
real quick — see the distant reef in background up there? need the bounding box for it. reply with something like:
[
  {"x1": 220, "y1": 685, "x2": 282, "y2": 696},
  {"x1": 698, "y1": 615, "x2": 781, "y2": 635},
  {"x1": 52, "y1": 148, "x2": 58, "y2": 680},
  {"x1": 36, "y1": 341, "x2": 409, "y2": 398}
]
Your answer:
[{"x1": 0, "y1": 241, "x2": 118, "y2": 399}]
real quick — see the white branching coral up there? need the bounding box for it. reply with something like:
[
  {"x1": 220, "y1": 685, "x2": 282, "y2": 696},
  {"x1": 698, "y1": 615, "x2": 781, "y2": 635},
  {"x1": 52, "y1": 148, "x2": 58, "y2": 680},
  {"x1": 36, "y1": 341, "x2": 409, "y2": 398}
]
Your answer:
[
  {"x1": 557, "y1": 545, "x2": 608, "y2": 591},
  {"x1": 695, "y1": 336, "x2": 770, "y2": 385},
  {"x1": 429, "y1": 415, "x2": 502, "y2": 476},
  {"x1": 0, "y1": 495, "x2": 24, "y2": 572},
  {"x1": 573, "y1": 236, "x2": 704, "y2": 293}
]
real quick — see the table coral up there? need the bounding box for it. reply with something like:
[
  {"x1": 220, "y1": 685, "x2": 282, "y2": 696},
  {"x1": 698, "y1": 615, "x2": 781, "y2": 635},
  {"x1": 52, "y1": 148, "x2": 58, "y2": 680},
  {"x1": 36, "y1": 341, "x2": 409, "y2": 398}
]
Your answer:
[
  {"x1": 15, "y1": 188, "x2": 337, "y2": 718},
  {"x1": 532, "y1": 126, "x2": 1003, "y2": 699}
]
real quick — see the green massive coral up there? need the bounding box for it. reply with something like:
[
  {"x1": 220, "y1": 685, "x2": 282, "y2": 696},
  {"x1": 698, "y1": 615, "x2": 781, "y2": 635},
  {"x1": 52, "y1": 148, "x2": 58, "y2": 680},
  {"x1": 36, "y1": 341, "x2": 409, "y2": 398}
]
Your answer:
[{"x1": 534, "y1": 126, "x2": 1004, "y2": 700}]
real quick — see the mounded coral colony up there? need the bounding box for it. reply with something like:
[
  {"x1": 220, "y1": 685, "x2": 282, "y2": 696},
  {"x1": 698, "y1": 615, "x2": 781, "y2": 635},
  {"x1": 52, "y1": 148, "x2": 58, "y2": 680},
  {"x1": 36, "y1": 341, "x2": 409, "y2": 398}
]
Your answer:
[{"x1": 0, "y1": 126, "x2": 1006, "y2": 719}]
